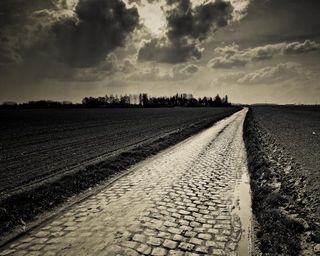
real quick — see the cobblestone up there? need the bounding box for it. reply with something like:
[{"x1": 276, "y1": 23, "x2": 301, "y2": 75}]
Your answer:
[
  {"x1": 0, "y1": 110, "x2": 250, "y2": 256},
  {"x1": 178, "y1": 242, "x2": 195, "y2": 251},
  {"x1": 150, "y1": 247, "x2": 167, "y2": 256},
  {"x1": 163, "y1": 240, "x2": 178, "y2": 249},
  {"x1": 189, "y1": 238, "x2": 203, "y2": 245},
  {"x1": 136, "y1": 244, "x2": 152, "y2": 255},
  {"x1": 146, "y1": 237, "x2": 162, "y2": 246}
]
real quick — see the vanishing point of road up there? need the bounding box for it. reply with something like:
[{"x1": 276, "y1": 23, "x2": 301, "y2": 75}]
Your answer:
[{"x1": 0, "y1": 109, "x2": 252, "y2": 256}]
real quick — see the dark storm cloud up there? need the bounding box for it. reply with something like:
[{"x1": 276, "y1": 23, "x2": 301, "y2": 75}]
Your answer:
[
  {"x1": 138, "y1": 0, "x2": 233, "y2": 63},
  {"x1": 0, "y1": 0, "x2": 55, "y2": 29},
  {"x1": 0, "y1": 0, "x2": 56, "y2": 65},
  {"x1": 52, "y1": 0, "x2": 139, "y2": 67},
  {"x1": 0, "y1": 0, "x2": 140, "y2": 86},
  {"x1": 0, "y1": 0, "x2": 139, "y2": 66},
  {"x1": 166, "y1": 0, "x2": 232, "y2": 41}
]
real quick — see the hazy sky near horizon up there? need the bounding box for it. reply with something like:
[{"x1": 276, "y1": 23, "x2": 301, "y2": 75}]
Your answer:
[{"x1": 0, "y1": 0, "x2": 320, "y2": 104}]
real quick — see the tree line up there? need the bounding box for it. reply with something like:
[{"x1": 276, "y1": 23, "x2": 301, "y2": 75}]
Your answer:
[
  {"x1": 0, "y1": 93, "x2": 231, "y2": 109},
  {"x1": 82, "y1": 93, "x2": 231, "y2": 107}
]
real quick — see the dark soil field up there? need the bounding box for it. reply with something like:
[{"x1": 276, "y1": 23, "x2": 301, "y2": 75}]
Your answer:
[
  {"x1": 244, "y1": 106, "x2": 320, "y2": 255},
  {"x1": 0, "y1": 107, "x2": 236, "y2": 195},
  {"x1": 252, "y1": 106, "x2": 320, "y2": 178},
  {"x1": 0, "y1": 107, "x2": 239, "y2": 237}
]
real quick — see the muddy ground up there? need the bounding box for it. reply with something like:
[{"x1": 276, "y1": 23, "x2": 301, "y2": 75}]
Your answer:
[
  {"x1": 0, "y1": 107, "x2": 239, "y2": 239},
  {"x1": 244, "y1": 106, "x2": 320, "y2": 256}
]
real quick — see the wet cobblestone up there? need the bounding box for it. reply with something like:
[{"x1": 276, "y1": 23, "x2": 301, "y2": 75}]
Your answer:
[{"x1": 0, "y1": 109, "x2": 249, "y2": 256}]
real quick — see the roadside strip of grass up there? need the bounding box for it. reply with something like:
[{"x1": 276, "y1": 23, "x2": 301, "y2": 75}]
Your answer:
[{"x1": 0, "y1": 107, "x2": 240, "y2": 242}]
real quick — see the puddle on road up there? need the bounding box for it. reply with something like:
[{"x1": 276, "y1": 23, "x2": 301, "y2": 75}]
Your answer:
[{"x1": 233, "y1": 157, "x2": 253, "y2": 256}]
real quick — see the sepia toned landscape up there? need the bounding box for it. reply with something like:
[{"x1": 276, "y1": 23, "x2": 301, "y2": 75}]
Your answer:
[{"x1": 0, "y1": 0, "x2": 319, "y2": 255}]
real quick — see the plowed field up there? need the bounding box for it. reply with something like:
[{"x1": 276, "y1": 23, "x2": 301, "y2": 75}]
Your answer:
[{"x1": 0, "y1": 107, "x2": 237, "y2": 195}]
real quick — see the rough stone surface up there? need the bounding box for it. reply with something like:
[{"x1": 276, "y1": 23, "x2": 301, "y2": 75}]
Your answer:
[{"x1": 0, "y1": 110, "x2": 249, "y2": 256}]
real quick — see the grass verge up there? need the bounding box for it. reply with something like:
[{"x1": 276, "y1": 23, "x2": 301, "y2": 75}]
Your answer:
[{"x1": 243, "y1": 108, "x2": 304, "y2": 255}]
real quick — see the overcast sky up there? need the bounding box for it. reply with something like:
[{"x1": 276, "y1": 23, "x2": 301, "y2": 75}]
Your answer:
[{"x1": 0, "y1": 0, "x2": 319, "y2": 104}]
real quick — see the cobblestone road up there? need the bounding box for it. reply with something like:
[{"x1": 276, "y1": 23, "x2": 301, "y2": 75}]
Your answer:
[{"x1": 0, "y1": 109, "x2": 251, "y2": 256}]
